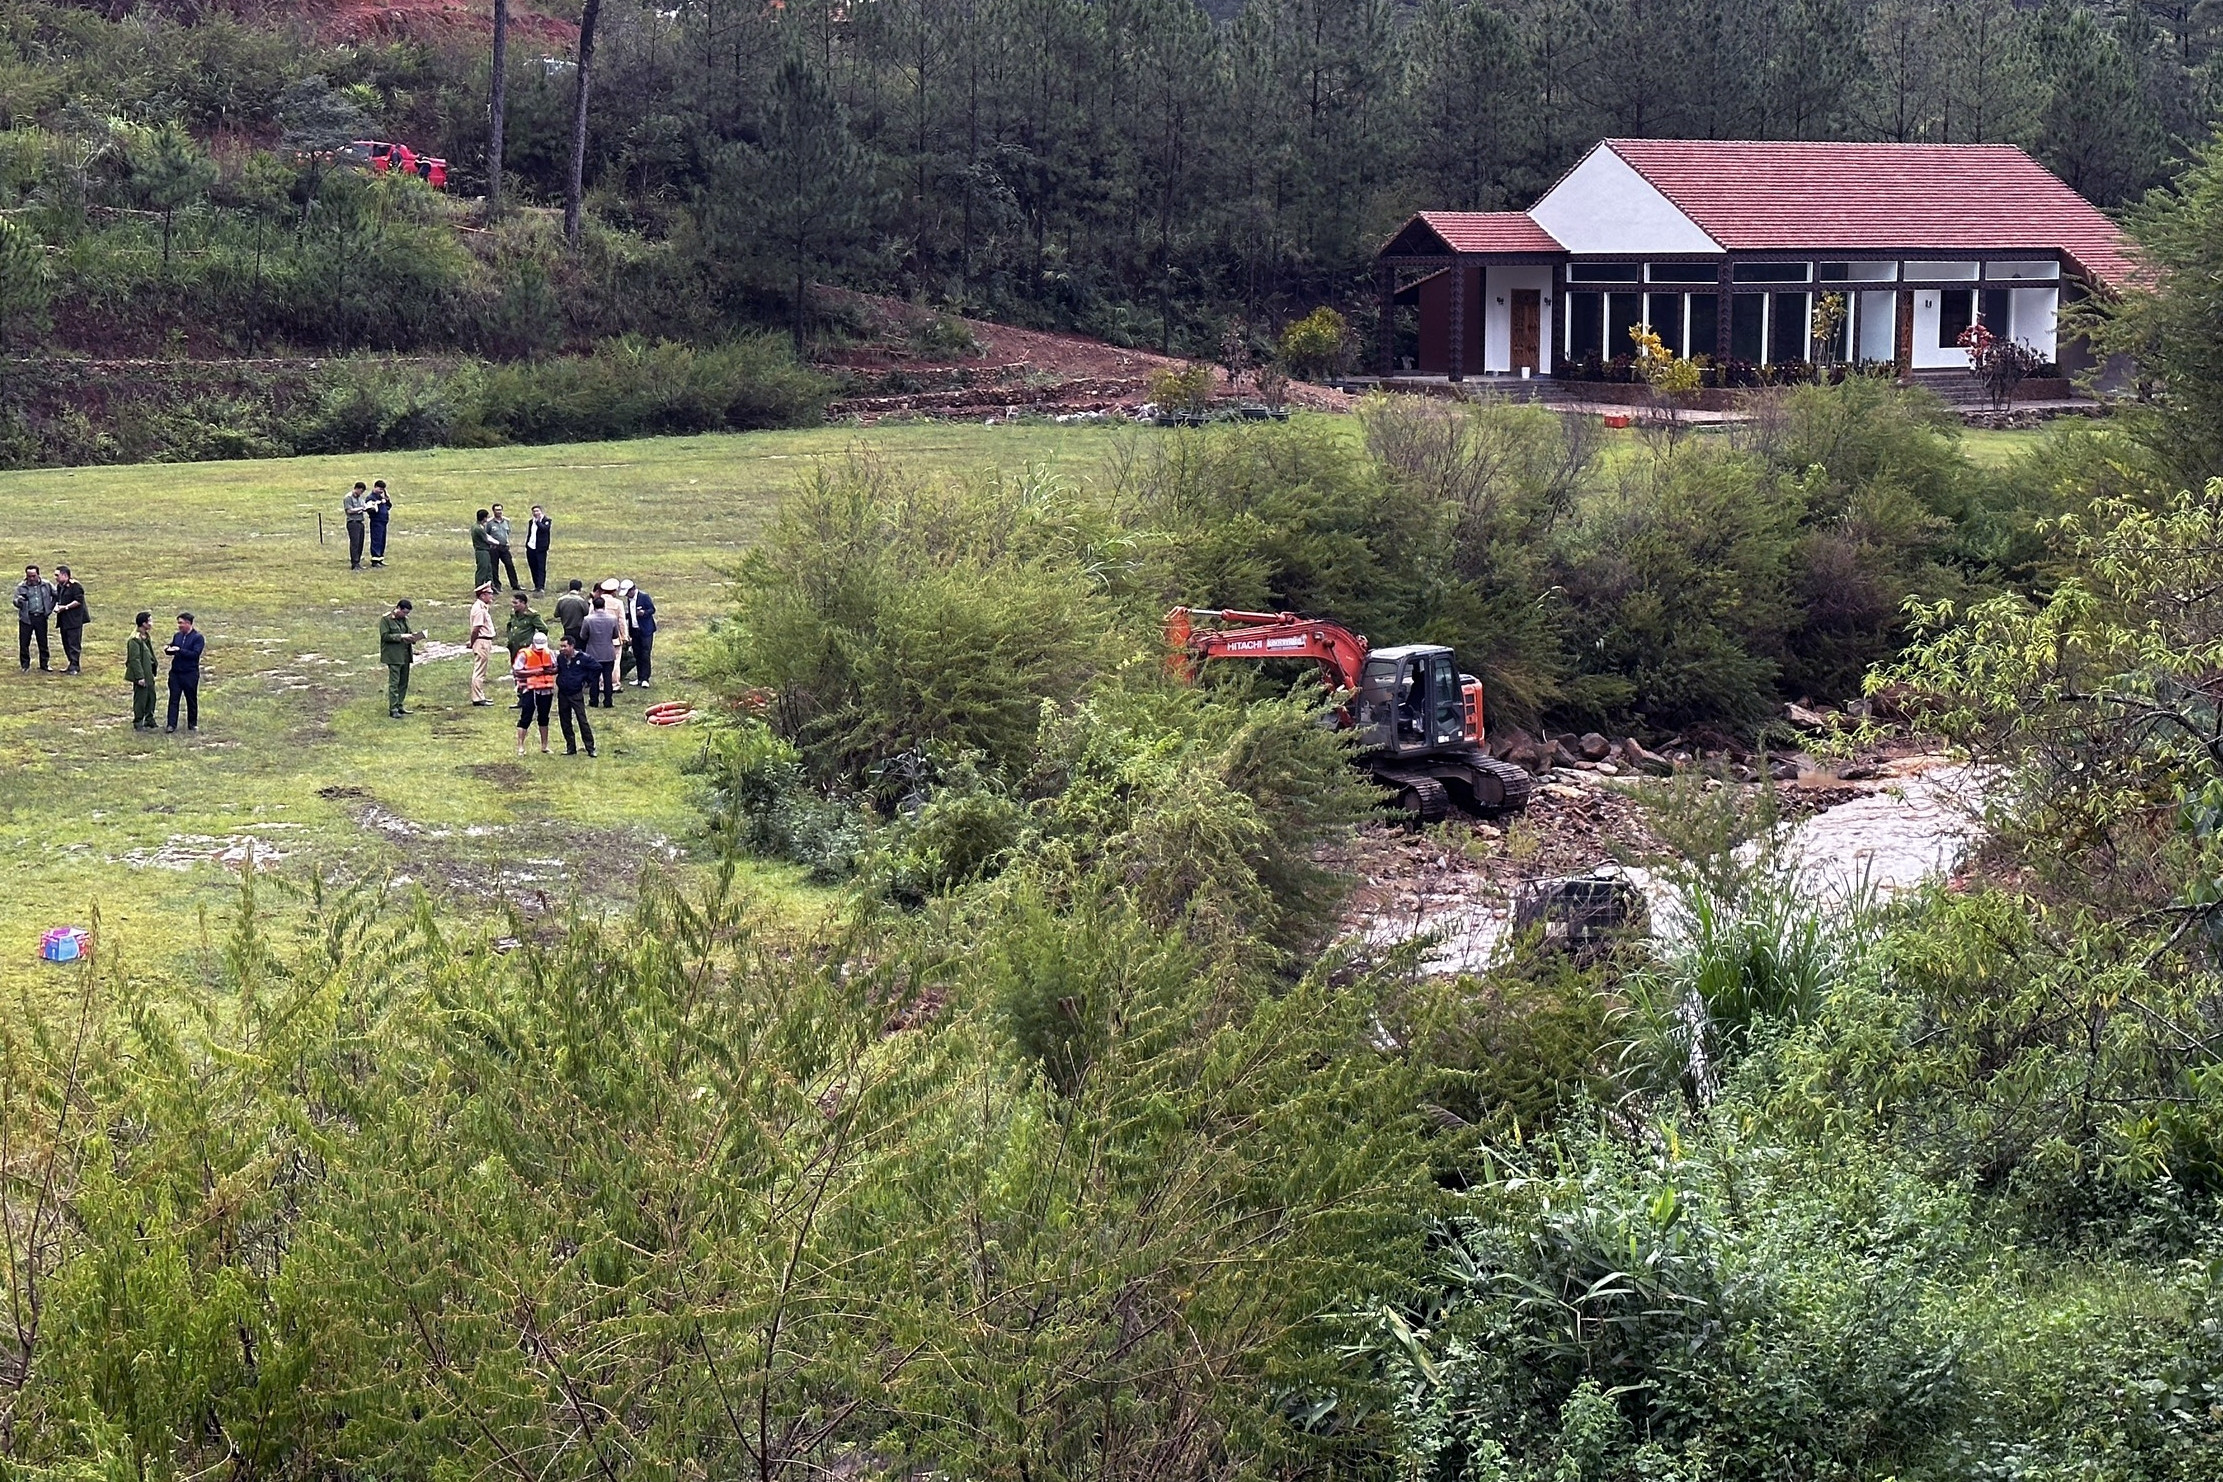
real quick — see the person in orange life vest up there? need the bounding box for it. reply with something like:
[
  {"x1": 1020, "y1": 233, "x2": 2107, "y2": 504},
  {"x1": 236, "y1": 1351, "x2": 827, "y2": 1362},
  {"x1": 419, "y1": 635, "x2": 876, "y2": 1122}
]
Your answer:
[{"x1": 511, "y1": 631, "x2": 557, "y2": 755}]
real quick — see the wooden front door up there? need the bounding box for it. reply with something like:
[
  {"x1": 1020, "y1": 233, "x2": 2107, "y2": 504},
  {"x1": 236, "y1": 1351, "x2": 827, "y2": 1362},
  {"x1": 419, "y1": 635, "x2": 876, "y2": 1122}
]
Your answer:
[
  {"x1": 1894, "y1": 290, "x2": 1915, "y2": 377},
  {"x1": 1510, "y1": 290, "x2": 1541, "y2": 372}
]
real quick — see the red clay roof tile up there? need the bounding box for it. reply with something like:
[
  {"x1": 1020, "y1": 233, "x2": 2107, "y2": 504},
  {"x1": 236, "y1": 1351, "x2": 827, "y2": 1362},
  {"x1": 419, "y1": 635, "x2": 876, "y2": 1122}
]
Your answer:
[
  {"x1": 1411, "y1": 211, "x2": 1566, "y2": 254},
  {"x1": 1600, "y1": 139, "x2": 2140, "y2": 291}
]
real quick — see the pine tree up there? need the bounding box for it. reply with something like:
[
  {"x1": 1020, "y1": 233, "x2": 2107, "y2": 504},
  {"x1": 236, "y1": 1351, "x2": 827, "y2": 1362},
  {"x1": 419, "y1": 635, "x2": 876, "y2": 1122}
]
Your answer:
[{"x1": 727, "y1": 53, "x2": 871, "y2": 349}]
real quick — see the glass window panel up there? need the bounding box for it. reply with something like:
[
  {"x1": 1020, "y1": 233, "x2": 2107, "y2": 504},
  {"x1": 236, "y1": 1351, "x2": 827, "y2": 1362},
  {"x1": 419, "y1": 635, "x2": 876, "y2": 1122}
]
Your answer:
[
  {"x1": 1430, "y1": 653, "x2": 1464, "y2": 745},
  {"x1": 1937, "y1": 288, "x2": 1975, "y2": 346},
  {"x1": 1687, "y1": 294, "x2": 1719, "y2": 359},
  {"x1": 1566, "y1": 262, "x2": 1640, "y2": 283},
  {"x1": 1646, "y1": 261, "x2": 1719, "y2": 283},
  {"x1": 1731, "y1": 261, "x2": 1811, "y2": 283},
  {"x1": 1819, "y1": 260, "x2": 1898, "y2": 282},
  {"x1": 1730, "y1": 294, "x2": 1764, "y2": 363},
  {"x1": 1647, "y1": 294, "x2": 1685, "y2": 357},
  {"x1": 1979, "y1": 288, "x2": 2011, "y2": 335},
  {"x1": 1607, "y1": 292, "x2": 1642, "y2": 358},
  {"x1": 1770, "y1": 292, "x2": 1809, "y2": 363},
  {"x1": 1357, "y1": 657, "x2": 1396, "y2": 749},
  {"x1": 1984, "y1": 260, "x2": 2059, "y2": 281},
  {"x1": 1906, "y1": 261, "x2": 1979, "y2": 281},
  {"x1": 1567, "y1": 292, "x2": 1603, "y2": 359},
  {"x1": 1855, "y1": 290, "x2": 1896, "y2": 362}
]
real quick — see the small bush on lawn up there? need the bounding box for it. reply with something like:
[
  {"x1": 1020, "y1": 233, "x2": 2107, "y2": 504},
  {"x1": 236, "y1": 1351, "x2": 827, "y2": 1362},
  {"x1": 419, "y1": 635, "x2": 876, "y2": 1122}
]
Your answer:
[{"x1": 1279, "y1": 306, "x2": 1348, "y2": 379}]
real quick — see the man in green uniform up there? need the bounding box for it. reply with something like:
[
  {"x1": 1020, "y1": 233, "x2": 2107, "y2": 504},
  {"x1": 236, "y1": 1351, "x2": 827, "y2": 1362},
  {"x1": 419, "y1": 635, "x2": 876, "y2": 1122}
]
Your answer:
[
  {"x1": 125, "y1": 610, "x2": 158, "y2": 729},
  {"x1": 502, "y1": 590, "x2": 546, "y2": 660},
  {"x1": 380, "y1": 598, "x2": 426, "y2": 717},
  {"x1": 471, "y1": 508, "x2": 494, "y2": 592}
]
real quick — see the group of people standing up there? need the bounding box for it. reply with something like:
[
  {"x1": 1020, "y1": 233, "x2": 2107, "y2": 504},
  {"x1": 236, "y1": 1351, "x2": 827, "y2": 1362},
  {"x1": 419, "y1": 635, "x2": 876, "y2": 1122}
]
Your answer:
[
  {"x1": 13, "y1": 564, "x2": 90, "y2": 674},
  {"x1": 452, "y1": 577, "x2": 656, "y2": 757},
  {"x1": 9, "y1": 478, "x2": 674, "y2": 744},
  {"x1": 375, "y1": 497, "x2": 660, "y2": 760},
  {"x1": 342, "y1": 481, "x2": 394, "y2": 570},
  {"x1": 470, "y1": 503, "x2": 553, "y2": 594},
  {"x1": 125, "y1": 612, "x2": 205, "y2": 731},
  {"x1": 18, "y1": 560, "x2": 204, "y2": 731}
]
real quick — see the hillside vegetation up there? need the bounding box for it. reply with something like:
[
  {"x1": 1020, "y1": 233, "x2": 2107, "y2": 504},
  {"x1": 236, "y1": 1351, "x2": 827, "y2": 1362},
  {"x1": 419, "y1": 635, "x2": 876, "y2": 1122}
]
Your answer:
[
  {"x1": 10, "y1": 400, "x2": 2223, "y2": 1478},
  {"x1": 0, "y1": 0, "x2": 2209, "y2": 413},
  {"x1": 17, "y1": 8, "x2": 2223, "y2": 1480}
]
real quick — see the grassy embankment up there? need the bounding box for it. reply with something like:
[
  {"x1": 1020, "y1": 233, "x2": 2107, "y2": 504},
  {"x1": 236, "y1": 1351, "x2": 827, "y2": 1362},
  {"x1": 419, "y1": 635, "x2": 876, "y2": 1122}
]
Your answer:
[{"x1": 0, "y1": 420, "x2": 1127, "y2": 1000}]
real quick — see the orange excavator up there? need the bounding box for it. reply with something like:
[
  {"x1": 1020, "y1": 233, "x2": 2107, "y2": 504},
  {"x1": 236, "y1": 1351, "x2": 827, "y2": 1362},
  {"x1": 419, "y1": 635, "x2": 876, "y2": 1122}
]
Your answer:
[{"x1": 1165, "y1": 607, "x2": 1533, "y2": 822}]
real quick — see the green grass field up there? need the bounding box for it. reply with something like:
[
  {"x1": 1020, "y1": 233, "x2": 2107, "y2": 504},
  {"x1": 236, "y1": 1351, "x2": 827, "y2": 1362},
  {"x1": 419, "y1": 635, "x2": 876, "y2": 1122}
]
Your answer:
[{"x1": 0, "y1": 420, "x2": 1134, "y2": 998}]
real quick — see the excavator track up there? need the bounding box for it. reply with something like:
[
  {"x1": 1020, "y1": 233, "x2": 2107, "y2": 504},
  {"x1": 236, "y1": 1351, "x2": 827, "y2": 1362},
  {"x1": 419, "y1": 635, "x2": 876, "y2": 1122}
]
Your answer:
[
  {"x1": 1374, "y1": 772, "x2": 1451, "y2": 824},
  {"x1": 1372, "y1": 751, "x2": 1533, "y2": 823},
  {"x1": 1470, "y1": 755, "x2": 1535, "y2": 816}
]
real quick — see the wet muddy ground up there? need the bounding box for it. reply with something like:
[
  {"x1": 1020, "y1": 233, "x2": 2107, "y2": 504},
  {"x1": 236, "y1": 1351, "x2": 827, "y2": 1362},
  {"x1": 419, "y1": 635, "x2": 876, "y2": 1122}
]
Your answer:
[{"x1": 1338, "y1": 752, "x2": 1983, "y2": 975}]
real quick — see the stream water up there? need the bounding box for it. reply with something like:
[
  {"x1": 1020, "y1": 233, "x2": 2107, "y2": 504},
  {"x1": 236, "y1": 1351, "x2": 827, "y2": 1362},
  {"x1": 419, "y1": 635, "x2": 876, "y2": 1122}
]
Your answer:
[
  {"x1": 1784, "y1": 764, "x2": 1984, "y2": 905},
  {"x1": 1363, "y1": 761, "x2": 1987, "y2": 976}
]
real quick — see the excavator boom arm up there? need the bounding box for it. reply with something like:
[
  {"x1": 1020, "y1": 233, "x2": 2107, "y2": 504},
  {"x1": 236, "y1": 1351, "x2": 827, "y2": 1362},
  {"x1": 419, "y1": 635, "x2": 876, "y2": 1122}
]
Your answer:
[{"x1": 1164, "y1": 607, "x2": 1371, "y2": 693}]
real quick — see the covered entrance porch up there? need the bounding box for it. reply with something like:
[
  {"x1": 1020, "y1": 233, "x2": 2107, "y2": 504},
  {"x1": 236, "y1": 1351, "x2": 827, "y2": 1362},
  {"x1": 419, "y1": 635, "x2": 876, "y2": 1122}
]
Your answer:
[{"x1": 1374, "y1": 213, "x2": 1564, "y2": 381}]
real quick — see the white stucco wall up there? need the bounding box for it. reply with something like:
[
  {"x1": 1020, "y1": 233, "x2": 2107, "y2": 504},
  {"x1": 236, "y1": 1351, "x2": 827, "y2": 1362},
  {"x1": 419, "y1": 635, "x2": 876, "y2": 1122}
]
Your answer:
[
  {"x1": 2010, "y1": 286, "x2": 2058, "y2": 360},
  {"x1": 1482, "y1": 265, "x2": 1555, "y2": 374},
  {"x1": 1908, "y1": 288, "x2": 1966, "y2": 369},
  {"x1": 1529, "y1": 145, "x2": 1722, "y2": 257}
]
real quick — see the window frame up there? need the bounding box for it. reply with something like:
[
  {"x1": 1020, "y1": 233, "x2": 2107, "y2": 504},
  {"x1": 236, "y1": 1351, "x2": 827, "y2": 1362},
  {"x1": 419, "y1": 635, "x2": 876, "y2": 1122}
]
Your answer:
[{"x1": 1645, "y1": 261, "x2": 1721, "y2": 284}]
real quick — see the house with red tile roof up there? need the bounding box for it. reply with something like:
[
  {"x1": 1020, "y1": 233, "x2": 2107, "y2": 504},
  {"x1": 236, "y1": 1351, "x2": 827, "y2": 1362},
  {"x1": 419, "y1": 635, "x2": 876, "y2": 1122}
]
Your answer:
[{"x1": 1373, "y1": 139, "x2": 2138, "y2": 385}]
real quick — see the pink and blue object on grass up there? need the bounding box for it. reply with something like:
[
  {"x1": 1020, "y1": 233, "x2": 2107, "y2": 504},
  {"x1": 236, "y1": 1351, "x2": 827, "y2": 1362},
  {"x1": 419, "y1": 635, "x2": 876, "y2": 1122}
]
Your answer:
[{"x1": 39, "y1": 927, "x2": 89, "y2": 963}]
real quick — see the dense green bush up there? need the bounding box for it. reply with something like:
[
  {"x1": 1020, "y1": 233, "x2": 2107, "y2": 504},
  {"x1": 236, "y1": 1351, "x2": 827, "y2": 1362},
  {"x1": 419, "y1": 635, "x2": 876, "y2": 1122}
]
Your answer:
[
  {"x1": 471, "y1": 334, "x2": 830, "y2": 441},
  {"x1": 1121, "y1": 415, "x2": 1443, "y2": 646},
  {"x1": 685, "y1": 719, "x2": 870, "y2": 880},
  {"x1": 0, "y1": 856, "x2": 1434, "y2": 1478},
  {"x1": 1554, "y1": 442, "x2": 1801, "y2": 727},
  {"x1": 1362, "y1": 394, "x2": 1591, "y2": 723},
  {"x1": 0, "y1": 334, "x2": 831, "y2": 466},
  {"x1": 1363, "y1": 1111, "x2": 2223, "y2": 1482},
  {"x1": 705, "y1": 458, "x2": 1122, "y2": 790}
]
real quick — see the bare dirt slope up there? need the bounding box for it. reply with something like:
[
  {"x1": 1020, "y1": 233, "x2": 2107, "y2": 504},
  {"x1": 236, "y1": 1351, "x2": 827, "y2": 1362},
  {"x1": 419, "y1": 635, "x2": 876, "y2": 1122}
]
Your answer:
[
  {"x1": 818, "y1": 289, "x2": 1354, "y2": 422},
  {"x1": 300, "y1": 0, "x2": 576, "y2": 45}
]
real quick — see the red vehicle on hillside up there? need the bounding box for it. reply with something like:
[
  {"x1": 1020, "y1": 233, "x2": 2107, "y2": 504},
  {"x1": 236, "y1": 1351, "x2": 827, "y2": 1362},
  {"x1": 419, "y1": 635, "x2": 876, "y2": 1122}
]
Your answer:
[{"x1": 332, "y1": 140, "x2": 448, "y2": 189}]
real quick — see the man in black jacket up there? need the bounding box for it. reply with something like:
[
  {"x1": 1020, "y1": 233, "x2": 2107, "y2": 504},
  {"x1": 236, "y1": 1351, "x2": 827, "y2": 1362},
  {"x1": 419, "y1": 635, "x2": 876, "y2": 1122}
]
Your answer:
[
  {"x1": 367, "y1": 480, "x2": 393, "y2": 567},
  {"x1": 554, "y1": 634, "x2": 597, "y2": 757},
  {"x1": 50, "y1": 565, "x2": 87, "y2": 674},
  {"x1": 524, "y1": 504, "x2": 552, "y2": 593},
  {"x1": 620, "y1": 582, "x2": 658, "y2": 688},
  {"x1": 164, "y1": 612, "x2": 204, "y2": 733},
  {"x1": 13, "y1": 563, "x2": 53, "y2": 671}
]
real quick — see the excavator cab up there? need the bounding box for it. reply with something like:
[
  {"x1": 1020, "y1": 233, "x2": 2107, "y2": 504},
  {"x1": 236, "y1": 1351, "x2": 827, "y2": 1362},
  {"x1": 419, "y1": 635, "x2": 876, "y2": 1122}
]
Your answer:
[{"x1": 1356, "y1": 645, "x2": 1472, "y2": 756}]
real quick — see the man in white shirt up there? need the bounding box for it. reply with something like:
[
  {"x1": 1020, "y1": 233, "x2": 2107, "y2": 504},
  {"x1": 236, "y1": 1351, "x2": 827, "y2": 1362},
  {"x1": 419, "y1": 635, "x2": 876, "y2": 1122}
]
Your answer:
[{"x1": 466, "y1": 581, "x2": 497, "y2": 705}]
